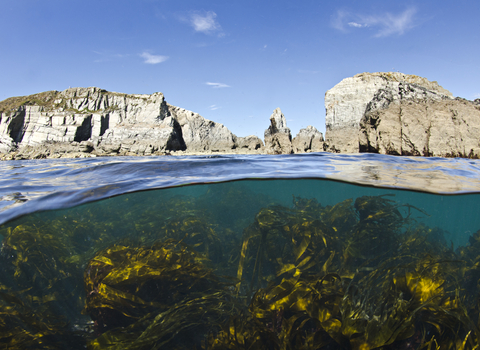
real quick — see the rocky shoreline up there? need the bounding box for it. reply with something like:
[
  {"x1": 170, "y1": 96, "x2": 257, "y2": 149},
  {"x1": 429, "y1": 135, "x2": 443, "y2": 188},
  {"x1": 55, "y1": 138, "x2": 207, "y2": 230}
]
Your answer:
[{"x1": 1, "y1": 72, "x2": 479, "y2": 160}]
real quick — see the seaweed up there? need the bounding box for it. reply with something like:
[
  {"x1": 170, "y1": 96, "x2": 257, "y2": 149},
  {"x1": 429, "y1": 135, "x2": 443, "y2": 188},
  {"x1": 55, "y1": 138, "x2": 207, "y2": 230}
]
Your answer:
[
  {"x1": 0, "y1": 191, "x2": 479, "y2": 349},
  {"x1": 84, "y1": 240, "x2": 237, "y2": 349}
]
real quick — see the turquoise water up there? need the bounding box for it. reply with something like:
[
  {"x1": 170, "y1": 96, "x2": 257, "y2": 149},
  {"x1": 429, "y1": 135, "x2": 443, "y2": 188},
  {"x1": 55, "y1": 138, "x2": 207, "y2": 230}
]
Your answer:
[
  {"x1": 3, "y1": 177, "x2": 478, "y2": 247},
  {"x1": 1, "y1": 154, "x2": 480, "y2": 349}
]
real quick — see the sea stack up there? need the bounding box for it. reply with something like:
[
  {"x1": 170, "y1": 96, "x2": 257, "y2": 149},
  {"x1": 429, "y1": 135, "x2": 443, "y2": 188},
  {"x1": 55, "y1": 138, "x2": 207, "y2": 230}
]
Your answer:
[{"x1": 264, "y1": 108, "x2": 293, "y2": 154}]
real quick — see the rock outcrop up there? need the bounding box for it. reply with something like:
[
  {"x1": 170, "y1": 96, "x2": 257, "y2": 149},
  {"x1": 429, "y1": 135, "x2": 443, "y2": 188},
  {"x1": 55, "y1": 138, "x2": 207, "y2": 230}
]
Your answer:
[
  {"x1": 4, "y1": 72, "x2": 475, "y2": 160},
  {"x1": 292, "y1": 126, "x2": 324, "y2": 153},
  {"x1": 236, "y1": 135, "x2": 264, "y2": 151},
  {"x1": 264, "y1": 108, "x2": 293, "y2": 154},
  {"x1": 324, "y1": 72, "x2": 453, "y2": 153},
  {"x1": 359, "y1": 85, "x2": 480, "y2": 158},
  {"x1": 0, "y1": 87, "x2": 244, "y2": 158}
]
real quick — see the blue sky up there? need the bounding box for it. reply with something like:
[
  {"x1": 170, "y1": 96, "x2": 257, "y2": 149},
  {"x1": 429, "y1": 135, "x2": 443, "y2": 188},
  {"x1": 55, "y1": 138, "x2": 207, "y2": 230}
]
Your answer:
[{"x1": 1, "y1": 0, "x2": 479, "y2": 138}]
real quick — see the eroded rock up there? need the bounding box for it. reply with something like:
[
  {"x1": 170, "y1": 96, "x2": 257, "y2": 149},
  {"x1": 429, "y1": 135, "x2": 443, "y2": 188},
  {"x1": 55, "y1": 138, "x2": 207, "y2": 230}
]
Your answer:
[
  {"x1": 264, "y1": 108, "x2": 293, "y2": 154},
  {"x1": 359, "y1": 86, "x2": 480, "y2": 158},
  {"x1": 236, "y1": 135, "x2": 264, "y2": 151},
  {"x1": 0, "y1": 87, "x2": 241, "y2": 158},
  {"x1": 292, "y1": 126, "x2": 324, "y2": 153},
  {"x1": 324, "y1": 72, "x2": 452, "y2": 153}
]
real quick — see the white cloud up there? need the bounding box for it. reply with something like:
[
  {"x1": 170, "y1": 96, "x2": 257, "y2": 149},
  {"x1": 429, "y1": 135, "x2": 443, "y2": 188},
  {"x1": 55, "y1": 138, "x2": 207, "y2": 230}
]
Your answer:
[
  {"x1": 189, "y1": 11, "x2": 222, "y2": 35},
  {"x1": 140, "y1": 52, "x2": 168, "y2": 64},
  {"x1": 333, "y1": 7, "x2": 417, "y2": 37},
  {"x1": 206, "y1": 82, "x2": 230, "y2": 88},
  {"x1": 348, "y1": 22, "x2": 366, "y2": 28},
  {"x1": 209, "y1": 104, "x2": 220, "y2": 110}
]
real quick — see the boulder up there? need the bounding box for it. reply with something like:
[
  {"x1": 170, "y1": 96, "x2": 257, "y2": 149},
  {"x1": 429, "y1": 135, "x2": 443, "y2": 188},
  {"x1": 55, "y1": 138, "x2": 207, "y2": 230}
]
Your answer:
[
  {"x1": 359, "y1": 85, "x2": 480, "y2": 158},
  {"x1": 292, "y1": 126, "x2": 324, "y2": 153},
  {"x1": 324, "y1": 72, "x2": 452, "y2": 153},
  {"x1": 264, "y1": 108, "x2": 293, "y2": 154}
]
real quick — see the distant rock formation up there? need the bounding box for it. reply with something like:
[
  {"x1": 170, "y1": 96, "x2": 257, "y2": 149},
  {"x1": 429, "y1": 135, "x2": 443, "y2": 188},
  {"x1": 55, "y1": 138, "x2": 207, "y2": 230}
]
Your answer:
[
  {"x1": 236, "y1": 135, "x2": 264, "y2": 151},
  {"x1": 0, "y1": 87, "x2": 262, "y2": 159},
  {"x1": 6, "y1": 72, "x2": 476, "y2": 160},
  {"x1": 263, "y1": 108, "x2": 324, "y2": 154},
  {"x1": 359, "y1": 84, "x2": 480, "y2": 158},
  {"x1": 324, "y1": 72, "x2": 453, "y2": 153},
  {"x1": 264, "y1": 108, "x2": 293, "y2": 154},
  {"x1": 292, "y1": 126, "x2": 324, "y2": 153}
]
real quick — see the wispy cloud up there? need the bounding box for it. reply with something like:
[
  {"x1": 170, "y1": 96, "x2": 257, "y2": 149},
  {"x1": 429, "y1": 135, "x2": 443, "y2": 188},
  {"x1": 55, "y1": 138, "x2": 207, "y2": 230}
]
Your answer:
[
  {"x1": 187, "y1": 11, "x2": 223, "y2": 36},
  {"x1": 332, "y1": 7, "x2": 417, "y2": 37},
  {"x1": 209, "y1": 104, "x2": 220, "y2": 110},
  {"x1": 206, "y1": 82, "x2": 230, "y2": 88},
  {"x1": 140, "y1": 52, "x2": 168, "y2": 64},
  {"x1": 348, "y1": 22, "x2": 366, "y2": 28}
]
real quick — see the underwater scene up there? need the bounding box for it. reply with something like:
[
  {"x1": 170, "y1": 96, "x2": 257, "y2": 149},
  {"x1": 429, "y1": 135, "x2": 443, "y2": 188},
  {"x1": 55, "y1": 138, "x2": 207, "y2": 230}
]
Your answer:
[{"x1": 2, "y1": 175, "x2": 480, "y2": 349}]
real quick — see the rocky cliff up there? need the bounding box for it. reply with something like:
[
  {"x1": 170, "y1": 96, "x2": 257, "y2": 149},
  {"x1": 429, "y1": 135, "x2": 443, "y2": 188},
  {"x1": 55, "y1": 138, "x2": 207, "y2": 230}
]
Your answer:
[
  {"x1": 0, "y1": 87, "x2": 262, "y2": 158},
  {"x1": 359, "y1": 84, "x2": 480, "y2": 157},
  {"x1": 324, "y1": 72, "x2": 453, "y2": 153},
  {"x1": 3, "y1": 72, "x2": 475, "y2": 160}
]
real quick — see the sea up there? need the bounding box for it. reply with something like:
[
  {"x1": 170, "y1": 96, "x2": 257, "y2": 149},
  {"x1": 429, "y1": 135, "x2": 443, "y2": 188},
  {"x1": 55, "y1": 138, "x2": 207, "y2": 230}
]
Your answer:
[{"x1": 1, "y1": 152, "x2": 480, "y2": 349}]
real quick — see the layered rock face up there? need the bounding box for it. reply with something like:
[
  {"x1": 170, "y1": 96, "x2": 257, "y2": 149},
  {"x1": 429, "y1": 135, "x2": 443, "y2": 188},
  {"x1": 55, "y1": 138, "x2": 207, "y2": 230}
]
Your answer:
[
  {"x1": 264, "y1": 108, "x2": 293, "y2": 154},
  {"x1": 324, "y1": 72, "x2": 452, "y2": 153},
  {"x1": 0, "y1": 87, "x2": 245, "y2": 158},
  {"x1": 360, "y1": 84, "x2": 480, "y2": 158}
]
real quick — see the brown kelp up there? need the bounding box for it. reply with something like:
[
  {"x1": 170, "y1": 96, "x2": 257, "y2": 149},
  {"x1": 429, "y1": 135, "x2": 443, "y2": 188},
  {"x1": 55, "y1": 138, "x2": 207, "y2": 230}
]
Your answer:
[
  {"x1": 84, "y1": 240, "x2": 236, "y2": 349},
  {"x1": 0, "y1": 190, "x2": 480, "y2": 349}
]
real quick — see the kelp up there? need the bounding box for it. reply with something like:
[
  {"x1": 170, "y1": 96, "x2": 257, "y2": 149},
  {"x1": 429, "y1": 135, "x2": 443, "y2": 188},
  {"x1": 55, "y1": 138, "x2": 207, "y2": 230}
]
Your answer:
[
  {"x1": 0, "y1": 224, "x2": 88, "y2": 349},
  {"x1": 1, "y1": 192, "x2": 480, "y2": 349},
  {"x1": 83, "y1": 239, "x2": 237, "y2": 349},
  {"x1": 223, "y1": 195, "x2": 480, "y2": 349}
]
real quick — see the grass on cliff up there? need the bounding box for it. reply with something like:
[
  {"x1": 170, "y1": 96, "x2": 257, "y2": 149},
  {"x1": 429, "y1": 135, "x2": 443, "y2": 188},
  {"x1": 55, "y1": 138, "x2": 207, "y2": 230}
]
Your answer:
[
  {"x1": 0, "y1": 90, "x2": 60, "y2": 115},
  {"x1": 0, "y1": 89, "x2": 128, "y2": 116}
]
